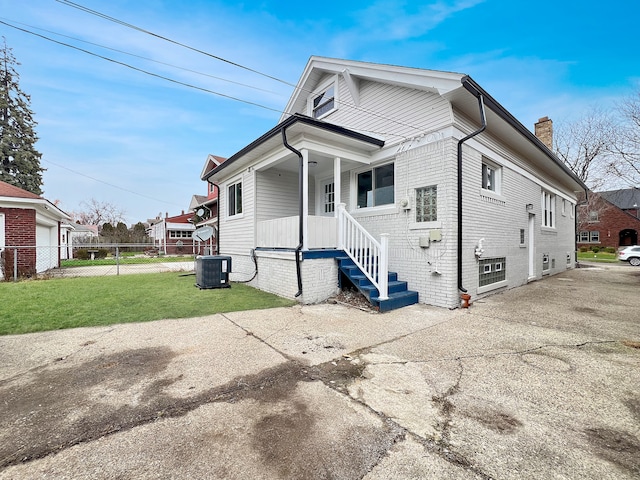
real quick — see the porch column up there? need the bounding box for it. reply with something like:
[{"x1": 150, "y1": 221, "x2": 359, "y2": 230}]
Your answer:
[
  {"x1": 333, "y1": 157, "x2": 341, "y2": 218},
  {"x1": 302, "y1": 149, "x2": 309, "y2": 250}
]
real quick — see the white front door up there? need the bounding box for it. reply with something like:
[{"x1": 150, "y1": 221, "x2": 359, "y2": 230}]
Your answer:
[{"x1": 319, "y1": 179, "x2": 335, "y2": 217}]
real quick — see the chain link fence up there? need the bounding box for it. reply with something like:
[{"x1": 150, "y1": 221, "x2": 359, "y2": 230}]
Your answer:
[{"x1": 1, "y1": 243, "x2": 196, "y2": 281}]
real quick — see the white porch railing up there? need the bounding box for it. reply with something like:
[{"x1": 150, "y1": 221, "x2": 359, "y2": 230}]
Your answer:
[
  {"x1": 257, "y1": 216, "x2": 337, "y2": 249},
  {"x1": 337, "y1": 204, "x2": 389, "y2": 300}
]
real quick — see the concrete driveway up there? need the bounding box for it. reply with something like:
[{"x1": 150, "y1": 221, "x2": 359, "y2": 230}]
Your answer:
[{"x1": 0, "y1": 262, "x2": 638, "y2": 479}]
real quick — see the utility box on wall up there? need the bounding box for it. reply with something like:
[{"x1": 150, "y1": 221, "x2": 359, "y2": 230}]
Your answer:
[{"x1": 196, "y1": 255, "x2": 232, "y2": 289}]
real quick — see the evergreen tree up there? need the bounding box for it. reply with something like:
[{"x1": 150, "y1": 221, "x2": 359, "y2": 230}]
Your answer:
[{"x1": 0, "y1": 37, "x2": 44, "y2": 195}]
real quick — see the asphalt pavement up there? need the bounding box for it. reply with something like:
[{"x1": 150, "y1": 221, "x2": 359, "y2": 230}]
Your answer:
[{"x1": 0, "y1": 261, "x2": 638, "y2": 479}]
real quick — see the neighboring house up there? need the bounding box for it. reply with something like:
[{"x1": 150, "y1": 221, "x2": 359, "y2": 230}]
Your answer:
[
  {"x1": 202, "y1": 57, "x2": 587, "y2": 310},
  {"x1": 577, "y1": 188, "x2": 640, "y2": 249},
  {"x1": 60, "y1": 223, "x2": 100, "y2": 259},
  {"x1": 188, "y1": 155, "x2": 226, "y2": 255},
  {"x1": 148, "y1": 211, "x2": 196, "y2": 254},
  {"x1": 0, "y1": 180, "x2": 70, "y2": 277}
]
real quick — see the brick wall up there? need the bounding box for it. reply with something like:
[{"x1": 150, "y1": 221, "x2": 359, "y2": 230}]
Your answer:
[
  {"x1": 0, "y1": 207, "x2": 37, "y2": 276},
  {"x1": 577, "y1": 200, "x2": 640, "y2": 249}
]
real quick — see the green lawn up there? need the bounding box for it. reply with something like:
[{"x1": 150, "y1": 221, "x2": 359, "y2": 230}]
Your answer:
[
  {"x1": 60, "y1": 255, "x2": 194, "y2": 267},
  {"x1": 0, "y1": 273, "x2": 296, "y2": 336},
  {"x1": 577, "y1": 251, "x2": 620, "y2": 263}
]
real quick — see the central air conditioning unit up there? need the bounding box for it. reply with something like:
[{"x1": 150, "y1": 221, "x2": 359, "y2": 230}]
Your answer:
[{"x1": 196, "y1": 255, "x2": 232, "y2": 289}]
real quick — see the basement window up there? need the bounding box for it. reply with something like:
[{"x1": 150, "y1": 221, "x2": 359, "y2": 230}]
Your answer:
[{"x1": 479, "y1": 257, "x2": 506, "y2": 287}]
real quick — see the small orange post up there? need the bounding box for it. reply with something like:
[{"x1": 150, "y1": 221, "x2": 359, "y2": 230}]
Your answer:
[{"x1": 460, "y1": 293, "x2": 472, "y2": 308}]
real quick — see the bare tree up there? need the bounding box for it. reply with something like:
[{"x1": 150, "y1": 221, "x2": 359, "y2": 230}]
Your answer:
[
  {"x1": 554, "y1": 107, "x2": 616, "y2": 190},
  {"x1": 72, "y1": 198, "x2": 126, "y2": 229},
  {"x1": 608, "y1": 89, "x2": 640, "y2": 186}
]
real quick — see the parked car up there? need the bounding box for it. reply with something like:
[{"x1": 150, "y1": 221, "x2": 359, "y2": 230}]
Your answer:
[{"x1": 618, "y1": 246, "x2": 640, "y2": 266}]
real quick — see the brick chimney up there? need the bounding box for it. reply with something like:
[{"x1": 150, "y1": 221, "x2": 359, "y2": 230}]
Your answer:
[{"x1": 534, "y1": 116, "x2": 553, "y2": 149}]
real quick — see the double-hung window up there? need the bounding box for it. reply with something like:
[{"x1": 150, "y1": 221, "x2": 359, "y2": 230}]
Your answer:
[
  {"x1": 542, "y1": 191, "x2": 555, "y2": 228},
  {"x1": 357, "y1": 163, "x2": 395, "y2": 209},
  {"x1": 481, "y1": 157, "x2": 501, "y2": 194},
  {"x1": 228, "y1": 181, "x2": 242, "y2": 217}
]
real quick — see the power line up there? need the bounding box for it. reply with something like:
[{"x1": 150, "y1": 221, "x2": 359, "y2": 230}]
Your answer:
[
  {"x1": 42, "y1": 158, "x2": 184, "y2": 207},
  {"x1": 54, "y1": 0, "x2": 426, "y2": 134},
  {"x1": 0, "y1": 16, "x2": 283, "y2": 95},
  {"x1": 0, "y1": 20, "x2": 284, "y2": 114},
  {"x1": 55, "y1": 0, "x2": 298, "y2": 88}
]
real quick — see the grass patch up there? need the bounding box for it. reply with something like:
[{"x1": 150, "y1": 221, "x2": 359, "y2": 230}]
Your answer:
[
  {"x1": 577, "y1": 251, "x2": 619, "y2": 263},
  {"x1": 0, "y1": 272, "x2": 296, "y2": 336},
  {"x1": 60, "y1": 256, "x2": 194, "y2": 267}
]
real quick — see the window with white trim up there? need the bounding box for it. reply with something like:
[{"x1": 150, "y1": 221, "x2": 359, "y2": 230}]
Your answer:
[
  {"x1": 579, "y1": 231, "x2": 589, "y2": 242},
  {"x1": 357, "y1": 163, "x2": 394, "y2": 208},
  {"x1": 481, "y1": 157, "x2": 502, "y2": 194},
  {"x1": 542, "y1": 191, "x2": 555, "y2": 228},
  {"x1": 416, "y1": 185, "x2": 437, "y2": 222},
  {"x1": 590, "y1": 231, "x2": 600, "y2": 242},
  {"x1": 588, "y1": 210, "x2": 599, "y2": 222},
  {"x1": 169, "y1": 230, "x2": 193, "y2": 238},
  {"x1": 311, "y1": 84, "x2": 335, "y2": 119},
  {"x1": 228, "y1": 181, "x2": 242, "y2": 217}
]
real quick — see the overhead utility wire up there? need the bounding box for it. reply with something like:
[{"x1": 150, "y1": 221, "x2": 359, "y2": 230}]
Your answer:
[
  {"x1": 0, "y1": 17, "x2": 281, "y2": 95},
  {"x1": 0, "y1": 20, "x2": 283, "y2": 114},
  {"x1": 55, "y1": 0, "x2": 297, "y2": 88},
  {"x1": 1, "y1": 19, "x2": 409, "y2": 142},
  {"x1": 42, "y1": 158, "x2": 184, "y2": 207},
  {"x1": 55, "y1": 0, "x2": 425, "y2": 135}
]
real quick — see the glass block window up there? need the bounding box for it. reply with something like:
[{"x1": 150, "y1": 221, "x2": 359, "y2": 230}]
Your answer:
[
  {"x1": 416, "y1": 185, "x2": 437, "y2": 222},
  {"x1": 479, "y1": 257, "x2": 506, "y2": 287}
]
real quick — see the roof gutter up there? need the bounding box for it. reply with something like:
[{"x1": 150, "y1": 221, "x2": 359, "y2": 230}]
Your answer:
[
  {"x1": 281, "y1": 125, "x2": 304, "y2": 298},
  {"x1": 457, "y1": 89, "x2": 487, "y2": 293}
]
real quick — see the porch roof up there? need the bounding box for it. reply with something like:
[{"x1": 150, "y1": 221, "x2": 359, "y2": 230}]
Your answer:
[{"x1": 203, "y1": 114, "x2": 384, "y2": 183}]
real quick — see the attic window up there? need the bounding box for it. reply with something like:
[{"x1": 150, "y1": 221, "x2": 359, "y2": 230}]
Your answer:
[{"x1": 312, "y1": 84, "x2": 335, "y2": 118}]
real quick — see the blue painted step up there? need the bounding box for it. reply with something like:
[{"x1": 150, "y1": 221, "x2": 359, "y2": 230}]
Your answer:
[{"x1": 336, "y1": 255, "x2": 419, "y2": 312}]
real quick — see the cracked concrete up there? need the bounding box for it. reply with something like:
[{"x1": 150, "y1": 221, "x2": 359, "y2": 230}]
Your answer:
[{"x1": 0, "y1": 262, "x2": 639, "y2": 479}]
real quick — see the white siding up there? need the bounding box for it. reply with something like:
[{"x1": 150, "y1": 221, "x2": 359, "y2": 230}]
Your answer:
[
  {"x1": 219, "y1": 171, "x2": 255, "y2": 256},
  {"x1": 256, "y1": 169, "x2": 299, "y2": 222},
  {"x1": 317, "y1": 75, "x2": 453, "y2": 143}
]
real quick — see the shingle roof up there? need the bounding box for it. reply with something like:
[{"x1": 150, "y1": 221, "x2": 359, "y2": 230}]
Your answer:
[
  {"x1": 0, "y1": 180, "x2": 41, "y2": 199},
  {"x1": 599, "y1": 188, "x2": 640, "y2": 210}
]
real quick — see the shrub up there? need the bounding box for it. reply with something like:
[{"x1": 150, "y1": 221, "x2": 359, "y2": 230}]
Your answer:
[
  {"x1": 75, "y1": 248, "x2": 109, "y2": 260},
  {"x1": 591, "y1": 246, "x2": 600, "y2": 253},
  {"x1": 579, "y1": 246, "x2": 588, "y2": 252},
  {"x1": 605, "y1": 247, "x2": 616, "y2": 254}
]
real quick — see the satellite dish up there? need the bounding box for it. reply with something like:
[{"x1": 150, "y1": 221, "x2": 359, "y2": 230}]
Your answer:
[
  {"x1": 193, "y1": 225, "x2": 214, "y2": 241},
  {"x1": 196, "y1": 208, "x2": 205, "y2": 216}
]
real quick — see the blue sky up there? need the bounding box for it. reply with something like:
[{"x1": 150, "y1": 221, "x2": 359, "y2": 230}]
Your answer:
[{"x1": 0, "y1": 0, "x2": 638, "y2": 224}]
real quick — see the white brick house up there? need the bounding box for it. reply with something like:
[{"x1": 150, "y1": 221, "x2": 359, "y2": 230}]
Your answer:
[{"x1": 203, "y1": 57, "x2": 587, "y2": 310}]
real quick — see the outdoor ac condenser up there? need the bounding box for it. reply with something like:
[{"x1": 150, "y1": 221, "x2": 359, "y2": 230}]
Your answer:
[{"x1": 196, "y1": 255, "x2": 232, "y2": 289}]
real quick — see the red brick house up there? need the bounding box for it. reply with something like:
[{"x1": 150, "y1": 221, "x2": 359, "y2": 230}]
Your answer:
[
  {"x1": 148, "y1": 211, "x2": 197, "y2": 255},
  {"x1": 0, "y1": 180, "x2": 71, "y2": 278},
  {"x1": 577, "y1": 189, "x2": 640, "y2": 249},
  {"x1": 188, "y1": 154, "x2": 225, "y2": 255}
]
